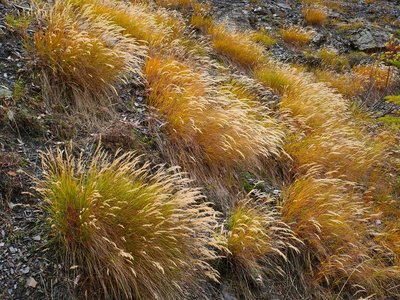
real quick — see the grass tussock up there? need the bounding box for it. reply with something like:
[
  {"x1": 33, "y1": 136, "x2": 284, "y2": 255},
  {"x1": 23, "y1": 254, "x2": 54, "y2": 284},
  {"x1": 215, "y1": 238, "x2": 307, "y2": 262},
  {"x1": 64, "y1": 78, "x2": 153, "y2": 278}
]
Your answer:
[
  {"x1": 224, "y1": 196, "x2": 299, "y2": 279},
  {"x1": 155, "y1": 0, "x2": 194, "y2": 9},
  {"x1": 251, "y1": 29, "x2": 277, "y2": 48},
  {"x1": 36, "y1": 148, "x2": 219, "y2": 299},
  {"x1": 30, "y1": 2, "x2": 146, "y2": 112},
  {"x1": 255, "y1": 65, "x2": 391, "y2": 185},
  {"x1": 210, "y1": 25, "x2": 266, "y2": 68},
  {"x1": 318, "y1": 47, "x2": 350, "y2": 71},
  {"x1": 70, "y1": 0, "x2": 171, "y2": 47},
  {"x1": 282, "y1": 170, "x2": 400, "y2": 297},
  {"x1": 279, "y1": 26, "x2": 312, "y2": 47},
  {"x1": 144, "y1": 56, "x2": 283, "y2": 172},
  {"x1": 303, "y1": 7, "x2": 328, "y2": 25},
  {"x1": 313, "y1": 69, "x2": 365, "y2": 97},
  {"x1": 254, "y1": 67, "x2": 292, "y2": 94},
  {"x1": 353, "y1": 64, "x2": 395, "y2": 91}
]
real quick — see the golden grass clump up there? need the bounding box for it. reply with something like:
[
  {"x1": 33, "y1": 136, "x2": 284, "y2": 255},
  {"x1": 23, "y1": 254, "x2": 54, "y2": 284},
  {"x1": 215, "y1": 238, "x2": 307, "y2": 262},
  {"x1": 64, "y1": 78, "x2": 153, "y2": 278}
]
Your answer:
[
  {"x1": 155, "y1": 0, "x2": 194, "y2": 9},
  {"x1": 302, "y1": 7, "x2": 328, "y2": 25},
  {"x1": 190, "y1": 14, "x2": 214, "y2": 32},
  {"x1": 225, "y1": 196, "x2": 299, "y2": 281},
  {"x1": 144, "y1": 56, "x2": 284, "y2": 171},
  {"x1": 279, "y1": 26, "x2": 312, "y2": 47},
  {"x1": 282, "y1": 170, "x2": 400, "y2": 297},
  {"x1": 251, "y1": 29, "x2": 277, "y2": 48},
  {"x1": 353, "y1": 64, "x2": 395, "y2": 91},
  {"x1": 254, "y1": 67, "x2": 292, "y2": 94},
  {"x1": 70, "y1": 0, "x2": 170, "y2": 47},
  {"x1": 210, "y1": 25, "x2": 267, "y2": 68},
  {"x1": 36, "y1": 148, "x2": 219, "y2": 299},
  {"x1": 313, "y1": 69, "x2": 365, "y2": 97},
  {"x1": 318, "y1": 47, "x2": 350, "y2": 71},
  {"x1": 30, "y1": 2, "x2": 146, "y2": 112}
]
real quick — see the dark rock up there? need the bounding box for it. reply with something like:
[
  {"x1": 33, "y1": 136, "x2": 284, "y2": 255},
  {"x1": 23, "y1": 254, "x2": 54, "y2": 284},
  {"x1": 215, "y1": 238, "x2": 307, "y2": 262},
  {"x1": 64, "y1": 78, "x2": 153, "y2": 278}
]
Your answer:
[{"x1": 350, "y1": 28, "x2": 390, "y2": 51}]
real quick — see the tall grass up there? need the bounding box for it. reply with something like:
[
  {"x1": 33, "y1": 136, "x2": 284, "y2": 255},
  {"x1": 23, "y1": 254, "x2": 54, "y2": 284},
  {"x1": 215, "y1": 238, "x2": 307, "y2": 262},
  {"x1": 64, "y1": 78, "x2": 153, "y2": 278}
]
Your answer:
[
  {"x1": 144, "y1": 55, "x2": 283, "y2": 172},
  {"x1": 29, "y1": 2, "x2": 146, "y2": 113},
  {"x1": 36, "y1": 148, "x2": 219, "y2": 299},
  {"x1": 225, "y1": 195, "x2": 298, "y2": 277},
  {"x1": 282, "y1": 169, "x2": 400, "y2": 297}
]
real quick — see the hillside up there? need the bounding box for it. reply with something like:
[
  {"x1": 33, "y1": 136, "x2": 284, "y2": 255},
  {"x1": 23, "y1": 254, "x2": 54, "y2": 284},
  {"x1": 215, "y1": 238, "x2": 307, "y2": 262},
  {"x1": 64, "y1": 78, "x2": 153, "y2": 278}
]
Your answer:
[{"x1": 0, "y1": 0, "x2": 399, "y2": 299}]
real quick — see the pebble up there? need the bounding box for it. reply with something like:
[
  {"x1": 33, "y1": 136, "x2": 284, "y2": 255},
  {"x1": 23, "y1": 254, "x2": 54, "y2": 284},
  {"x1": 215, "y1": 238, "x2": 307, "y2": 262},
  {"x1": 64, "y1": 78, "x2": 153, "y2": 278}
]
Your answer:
[{"x1": 26, "y1": 277, "x2": 38, "y2": 288}]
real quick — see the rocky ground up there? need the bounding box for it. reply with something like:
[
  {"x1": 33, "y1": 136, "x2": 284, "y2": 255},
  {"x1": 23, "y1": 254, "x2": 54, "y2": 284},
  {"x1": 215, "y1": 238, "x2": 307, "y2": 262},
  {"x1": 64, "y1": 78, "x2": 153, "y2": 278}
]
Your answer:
[{"x1": 0, "y1": 0, "x2": 399, "y2": 299}]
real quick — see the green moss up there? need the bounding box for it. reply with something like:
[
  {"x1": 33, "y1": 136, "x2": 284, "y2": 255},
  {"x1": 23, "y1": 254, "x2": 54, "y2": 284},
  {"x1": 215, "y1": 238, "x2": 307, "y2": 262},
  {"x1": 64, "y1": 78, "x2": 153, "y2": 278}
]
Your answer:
[
  {"x1": 385, "y1": 95, "x2": 400, "y2": 105},
  {"x1": 378, "y1": 115, "x2": 400, "y2": 130}
]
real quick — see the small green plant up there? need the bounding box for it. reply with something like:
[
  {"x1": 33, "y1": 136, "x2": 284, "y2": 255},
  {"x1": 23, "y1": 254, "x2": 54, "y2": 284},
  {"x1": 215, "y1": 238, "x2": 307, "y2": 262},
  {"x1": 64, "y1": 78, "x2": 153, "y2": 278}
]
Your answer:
[
  {"x1": 12, "y1": 78, "x2": 26, "y2": 102},
  {"x1": 36, "y1": 147, "x2": 219, "y2": 299},
  {"x1": 4, "y1": 13, "x2": 31, "y2": 35},
  {"x1": 251, "y1": 29, "x2": 276, "y2": 48},
  {"x1": 385, "y1": 95, "x2": 400, "y2": 105}
]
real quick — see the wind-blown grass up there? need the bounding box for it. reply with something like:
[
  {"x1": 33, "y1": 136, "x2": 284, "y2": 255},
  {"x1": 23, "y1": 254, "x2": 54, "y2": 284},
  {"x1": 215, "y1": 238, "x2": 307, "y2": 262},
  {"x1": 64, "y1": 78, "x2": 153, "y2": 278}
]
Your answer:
[
  {"x1": 225, "y1": 195, "x2": 299, "y2": 278},
  {"x1": 29, "y1": 2, "x2": 146, "y2": 113},
  {"x1": 282, "y1": 169, "x2": 400, "y2": 297},
  {"x1": 36, "y1": 148, "x2": 219, "y2": 299},
  {"x1": 144, "y1": 55, "x2": 283, "y2": 172}
]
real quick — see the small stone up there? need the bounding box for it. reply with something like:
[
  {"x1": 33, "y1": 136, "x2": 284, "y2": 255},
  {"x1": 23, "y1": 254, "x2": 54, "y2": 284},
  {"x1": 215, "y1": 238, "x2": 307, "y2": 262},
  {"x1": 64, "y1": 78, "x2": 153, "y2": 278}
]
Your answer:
[
  {"x1": 32, "y1": 235, "x2": 41, "y2": 241},
  {"x1": 26, "y1": 277, "x2": 38, "y2": 288},
  {"x1": 21, "y1": 267, "x2": 30, "y2": 274},
  {"x1": 376, "y1": 219, "x2": 382, "y2": 225},
  {"x1": 0, "y1": 242, "x2": 4, "y2": 247},
  {"x1": 9, "y1": 246, "x2": 16, "y2": 253}
]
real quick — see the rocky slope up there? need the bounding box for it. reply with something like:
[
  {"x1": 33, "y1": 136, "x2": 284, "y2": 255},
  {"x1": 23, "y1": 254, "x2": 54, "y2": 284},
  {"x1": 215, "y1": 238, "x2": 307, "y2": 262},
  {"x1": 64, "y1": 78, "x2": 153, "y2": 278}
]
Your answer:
[{"x1": 0, "y1": 0, "x2": 399, "y2": 299}]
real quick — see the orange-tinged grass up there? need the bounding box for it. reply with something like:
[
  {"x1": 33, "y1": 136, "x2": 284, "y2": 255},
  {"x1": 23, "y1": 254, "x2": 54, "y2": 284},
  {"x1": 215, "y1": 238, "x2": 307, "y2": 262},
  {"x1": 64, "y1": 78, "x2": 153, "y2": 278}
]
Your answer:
[
  {"x1": 70, "y1": 0, "x2": 170, "y2": 47},
  {"x1": 36, "y1": 147, "x2": 219, "y2": 299},
  {"x1": 353, "y1": 64, "x2": 395, "y2": 91},
  {"x1": 210, "y1": 25, "x2": 267, "y2": 68},
  {"x1": 279, "y1": 26, "x2": 312, "y2": 47},
  {"x1": 303, "y1": 7, "x2": 328, "y2": 25},
  {"x1": 314, "y1": 69, "x2": 365, "y2": 97},
  {"x1": 254, "y1": 64, "x2": 391, "y2": 186},
  {"x1": 282, "y1": 170, "x2": 400, "y2": 297},
  {"x1": 144, "y1": 56, "x2": 284, "y2": 172},
  {"x1": 29, "y1": 2, "x2": 146, "y2": 112}
]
